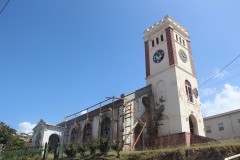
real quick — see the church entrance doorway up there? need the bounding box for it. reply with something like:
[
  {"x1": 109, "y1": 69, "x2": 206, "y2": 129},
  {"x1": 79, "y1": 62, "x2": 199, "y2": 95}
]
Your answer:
[
  {"x1": 134, "y1": 123, "x2": 143, "y2": 150},
  {"x1": 48, "y1": 134, "x2": 60, "y2": 152},
  {"x1": 189, "y1": 115, "x2": 198, "y2": 135},
  {"x1": 189, "y1": 118, "x2": 194, "y2": 134}
]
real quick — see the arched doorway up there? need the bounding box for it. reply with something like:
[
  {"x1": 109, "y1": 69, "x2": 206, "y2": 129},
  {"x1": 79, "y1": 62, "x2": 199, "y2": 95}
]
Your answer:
[
  {"x1": 101, "y1": 117, "x2": 111, "y2": 138},
  {"x1": 189, "y1": 118, "x2": 194, "y2": 134},
  {"x1": 189, "y1": 115, "x2": 198, "y2": 135},
  {"x1": 134, "y1": 123, "x2": 143, "y2": 150},
  {"x1": 48, "y1": 134, "x2": 60, "y2": 152}
]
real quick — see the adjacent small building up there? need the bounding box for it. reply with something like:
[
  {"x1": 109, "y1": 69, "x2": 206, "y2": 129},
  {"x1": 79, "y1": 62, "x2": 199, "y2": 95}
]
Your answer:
[
  {"x1": 204, "y1": 109, "x2": 240, "y2": 140},
  {"x1": 32, "y1": 119, "x2": 64, "y2": 151}
]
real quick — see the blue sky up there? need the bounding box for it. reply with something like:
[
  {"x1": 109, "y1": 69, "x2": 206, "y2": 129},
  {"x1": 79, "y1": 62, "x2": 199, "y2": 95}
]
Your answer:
[{"x1": 0, "y1": 0, "x2": 240, "y2": 133}]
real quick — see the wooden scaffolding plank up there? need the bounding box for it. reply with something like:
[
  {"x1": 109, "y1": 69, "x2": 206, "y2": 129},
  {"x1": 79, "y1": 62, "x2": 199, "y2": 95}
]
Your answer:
[{"x1": 132, "y1": 123, "x2": 146, "y2": 149}]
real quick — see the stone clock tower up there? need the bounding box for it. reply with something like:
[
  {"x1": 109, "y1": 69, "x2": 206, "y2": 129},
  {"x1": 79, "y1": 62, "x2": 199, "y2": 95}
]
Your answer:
[{"x1": 144, "y1": 16, "x2": 205, "y2": 137}]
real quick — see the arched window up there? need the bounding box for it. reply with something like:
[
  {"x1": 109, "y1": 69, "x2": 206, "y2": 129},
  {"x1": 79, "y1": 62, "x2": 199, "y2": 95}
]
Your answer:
[
  {"x1": 185, "y1": 80, "x2": 193, "y2": 103},
  {"x1": 70, "y1": 128, "x2": 77, "y2": 143},
  {"x1": 83, "y1": 123, "x2": 92, "y2": 143},
  {"x1": 101, "y1": 117, "x2": 111, "y2": 138}
]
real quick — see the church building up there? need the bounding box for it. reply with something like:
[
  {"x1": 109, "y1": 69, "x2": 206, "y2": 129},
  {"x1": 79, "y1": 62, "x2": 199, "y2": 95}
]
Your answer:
[{"x1": 32, "y1": 16, "x2": 206, "y2": 151}]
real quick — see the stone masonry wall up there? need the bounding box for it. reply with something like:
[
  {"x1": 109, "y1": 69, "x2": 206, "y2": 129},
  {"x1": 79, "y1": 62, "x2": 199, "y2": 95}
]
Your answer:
[{"x1": 149, "y1": 132, "x2": 215, "y2": 148}]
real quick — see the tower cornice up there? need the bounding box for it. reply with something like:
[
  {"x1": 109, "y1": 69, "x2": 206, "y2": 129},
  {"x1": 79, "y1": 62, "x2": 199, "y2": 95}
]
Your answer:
[{"x1": 144, "y1": 15, "x2": 189, "y2": 41}]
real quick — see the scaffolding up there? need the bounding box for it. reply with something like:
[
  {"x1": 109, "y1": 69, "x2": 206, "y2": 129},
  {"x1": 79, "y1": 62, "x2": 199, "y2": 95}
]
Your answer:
[
  {"x1": 63, "y1": 97, "x2": 113, "y2": 143},
  {"x1": 122, "y1": 101, "x2": 146, "y2": 151},
  {"x1": 62, "y1": 93, "x2": 148, "y2": 151}
]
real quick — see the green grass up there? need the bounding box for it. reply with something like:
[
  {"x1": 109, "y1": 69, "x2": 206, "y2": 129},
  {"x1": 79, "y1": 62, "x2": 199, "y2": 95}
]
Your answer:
[
  {"x1": 2, "y1": 141, "x2": 240, "y2": 159},
  {"x1": 120, "y1": 140, "x2": 240, "y2": 160},
  {"x1": 0, "y1": 148, "x2": 42, "y2": 160},
  {"x1": 54, "y1": 151, "x2": 117, "y2": 160}
]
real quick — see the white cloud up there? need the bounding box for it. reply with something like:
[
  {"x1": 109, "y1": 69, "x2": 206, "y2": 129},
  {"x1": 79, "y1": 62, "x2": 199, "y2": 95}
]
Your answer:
[
  {"x1": 18, "y1": 122, "x2": 36, "y2": 134},
  {"x1": 200, "y1": 69, "x2": 228, "y2": 87},
  {"x1": 202, "y1": 84, "x2": 240, "y2": 117},
  {"x1": 212, "y1": 68, "x2": 228, "y2": 79},
  {"x1": 200, "y1": 87, "x2": 217, "y2": 96},
  {"x1": 80, "y1": 110, "x2": 87, "y2": 115}
]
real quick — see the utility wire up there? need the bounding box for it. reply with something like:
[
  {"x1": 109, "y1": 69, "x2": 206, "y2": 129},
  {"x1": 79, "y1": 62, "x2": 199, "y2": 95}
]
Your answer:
[
  {"x1": 225, "y1": 62, "x2": 240, "y2": 73},
  {"x1": 0, "y1": 0, "x2": 10, "y2": 16},
  {"x1": 199, "y1": 54, "x2": 240, "y2": 88},
  {"x1": 200, "y1": 72, "x2": 240, "y2": 91}
]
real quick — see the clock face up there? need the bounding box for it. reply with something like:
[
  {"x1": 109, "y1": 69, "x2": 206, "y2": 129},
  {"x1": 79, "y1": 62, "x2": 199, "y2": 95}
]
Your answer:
[
  {"x1": 153, "y1": 50, "x2": 164, "y2": 63},
  {"x1": 179, "y1": 49, "x2": 187, "y2": 63}
]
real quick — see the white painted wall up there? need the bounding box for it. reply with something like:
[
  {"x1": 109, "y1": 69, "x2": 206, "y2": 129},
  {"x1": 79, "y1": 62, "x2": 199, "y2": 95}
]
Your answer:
[
  {"x1": 42, "y1": 126, "x2": 64, "y2": 147},
  {"x1": 147, "y1": 67, "x2": 182, "y2": 135},
  {"x1": 122, "y1": 91, "x2": 148, "y2": 151},
  {"x1": 123, "y1": 92, "x2": 136, "y2": 151},
  {"x1": 175, "y1": 67, "x2": 205, "y2": 136},
  {"x1": 32, "y1": 121, "x2": 64, "y2": 148},
  {"x1": 144, "y1": 16, "x2": 205, "y2": 137},
  {"x1": 204, "y1": 110, "x2": 240, "y2": 140}
]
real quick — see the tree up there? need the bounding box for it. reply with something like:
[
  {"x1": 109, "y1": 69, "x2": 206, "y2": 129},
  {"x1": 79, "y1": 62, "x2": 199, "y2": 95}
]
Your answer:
[{"x1": 0, "y1": 121, "x2": 27, "y2": 150}]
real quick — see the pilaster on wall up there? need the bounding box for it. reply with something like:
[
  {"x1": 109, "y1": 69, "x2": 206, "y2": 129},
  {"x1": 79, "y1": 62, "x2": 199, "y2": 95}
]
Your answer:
[
  {"x1": 144, "y1": 41, "x2": 150, "y2": 78},
  {"x1": 165, "y1": 27, "x2": 177, "y2": 66},
  {"x1": 77, "y1": 125, "x2": 82, "y2": 144},
  {"x1": 187, "y1": 40, "x2": 196, "y2": 76}
]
